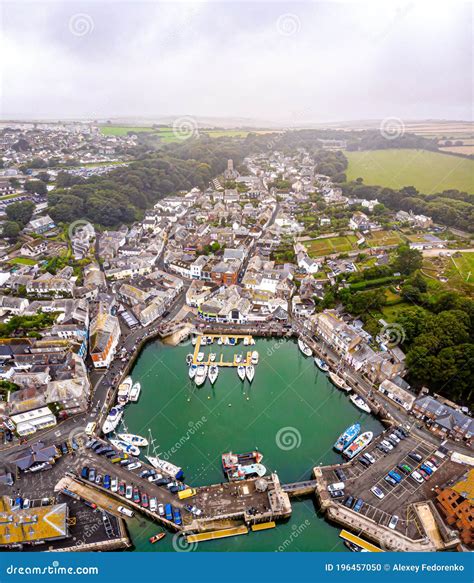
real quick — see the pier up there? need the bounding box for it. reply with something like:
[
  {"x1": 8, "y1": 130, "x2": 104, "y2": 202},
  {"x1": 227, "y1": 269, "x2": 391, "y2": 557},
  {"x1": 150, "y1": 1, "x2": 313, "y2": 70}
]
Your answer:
[
  {"x1": 281, "y1": 480, "x2": 318, "y2": 497},
  {"x1": 186, "y1": 525, "x2": 248, "y2": 543},
  {"x1": 339, "y1": 530, "x2": 383, "y2": 552},
  {"x1": 192, "y1": 334, "x2": 256, "y2": 366}
]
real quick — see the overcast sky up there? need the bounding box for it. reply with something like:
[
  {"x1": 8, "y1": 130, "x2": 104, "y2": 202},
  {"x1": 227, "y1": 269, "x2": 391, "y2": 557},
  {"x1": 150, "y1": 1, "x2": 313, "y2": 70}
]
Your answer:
[{"x1": 1, "y1": 1, "x2": 472, "y2": 123}]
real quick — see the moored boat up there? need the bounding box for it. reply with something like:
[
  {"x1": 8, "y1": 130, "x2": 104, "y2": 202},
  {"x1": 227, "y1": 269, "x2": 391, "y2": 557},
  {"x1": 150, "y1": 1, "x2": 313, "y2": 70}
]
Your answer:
[
  {"x1": 237, "y1": 365, "x2": 246, "y2": 381},
  {"x1": 102, "y1": 406, "x2": 124, "y2": 434},
  {"x1": 235, "y1": 354, "x2": 242, "y2": 363},
  {"x1": 149, "y1": 532, "x2": 166, "y2": 544},
  {"x1": 146, "y1": 455, "x2": 184, "y2": 480},
  {"x1": 197, "y1": 352, "x2": 204, "y2": 362},
  {"x1": 333, "y1": 423, "x2": 361, "y2": 452},
  {"x1": 342, "y1": 431, "x2": 373, "y2": 459},
  {"x1": 328, "y1": 372, "x2": 351, "y2": 392},
  {"x1": 227, "y1": 463, "x2": 266, "y2": 481},
  {"x1": 186, "y1": 354, "x2": 193, "y2": 365},
  {"x1": 217, "y1": 337, "x2": 223, "y2": 345},
  {"x1": 208, "y1": 365, "x2": 219, "y2": 385},
  {"x1": 195, "y1": 364, "x2": 208, "y2": 387},
  {"x1": 117, "y1": 433, "x2": 148, "y2": 447},
  {"x1": 314, "y1": 357, "x2": 329, "y2": 372},
  {"x1": 298, "y1": 338, "x2": 312, "y2": 357},
  {"x1": 109, "y1": 438, "x2": 140, "y2": 457},
  {"x1": 350, "y1": 394, "x2": 372, "y2": 414},
  {"x1": 129, "y1": 382, "x2": 141, "y2": 402},
  {"x1": 251, "y1": 350, "x2": 259, "y2": 365},
  {"x1": 188, "y1": 364, "x2": 198, "y2": 379},
  {"x1": 222, "y1": 450, "x2": 263, "y2": 469},
  {"x1": 210, "y1": 353, "x2": 216, "y2": 362},
  {"x1": 117, "y1": 376, "x2": 133, "y2": 405},
  {"x1": 246, "y1": 364, "x2": 255, "y2": 382}
]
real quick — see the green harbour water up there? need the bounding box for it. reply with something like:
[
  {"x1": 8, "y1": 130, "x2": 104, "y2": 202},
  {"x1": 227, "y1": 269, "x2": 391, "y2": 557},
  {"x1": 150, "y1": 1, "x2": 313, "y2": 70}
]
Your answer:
[{"x1": 123, "y1": 337, "x2": 384, "y2": 552}]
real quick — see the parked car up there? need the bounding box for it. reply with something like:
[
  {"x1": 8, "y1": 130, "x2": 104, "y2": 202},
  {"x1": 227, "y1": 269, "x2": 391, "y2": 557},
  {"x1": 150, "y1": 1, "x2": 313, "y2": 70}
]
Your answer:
[
  {"x1": 385, "y1": 475, "x2": 398, "y2": 486},
  {"x1": 327, "y1": 482, "x2": 345, "y2": 493},
  {"x1": 60, "y1": 442, "x2": 68, "y2": 455},
  {"x1": 419, "y1": 468, "x2": 430, "y2": 480},
  {"x1": 344, "y1": 496, "x2": 354, "y2": 508},
  {"x1": 95, "y1": 473, "x2": 102, "y2": 485},
  {"x1": 125, "y1": 486, "x2": 133, "y2": 499},
  {"x1": 425, "y1": 460, "x2": 438, "y2": 472},
  {"x1": 393, "y1": 429, "x2": 405, "y2": 440},
  {"x1": 410, "y1": 471, "x2": 424, "y2": 484},
  {"x1": 335, "y1": 468, "x2": 347, "y2": 481},
  {"x1": 103, "y1": 475, "x2": 111, "y2": 489},
  {"x1": 387, "y1": 437, "x2": 398, "y2": 448},
  {"x1": 88, "y1": 468, "x2": 96, "y2": 482},
  {"x1": 118, "y1": 506, "x2": 134, "y2": 518},
  {"x1": 371, "y1": 486, "x2": 385, "y2": 499},
  {"x1": 363, "y1": 452, "x2": 375, "y2": 464},
  {"x1": 408, "y1": 452, "x2": 422, "y2": 463},
  {"x1": 149, "y1": 497, "x2": 158, "y2": 512},
  {"x1": 148, "y1": 474, "x2": 163, "y2": 482},
  {"x1": 155, "y1": 478, "x2": 172, "y2": 486},
  {"x1": 389, "y1": 433, "x2": 400, "y2": 444},
  {"x1": 421, "y1": 463, "x2": 434, "y2": 474},
  {"x1": 22, "y1": 498, "x2": 31, "y2": 509},
  {"x1": 111, "y1": 478, "x2": 118, "y2": 492},
  {"x1": 81, "y1": 466, "x2": 89, "y2": 479},
  {"x1": 388, "y1": 515, "x2": 399, "y2": 530},
  {"x1": 359, "y1": 456, "x2": 370, "y2": 468},
  {"x1": 388, "y1": 470, "x2": 402, "y2": 483},
  {"x1": 353, "y1": 499, "x2": 364, "y2": 512},
  {"x1": 127, "y1": 462, "x2": 142, "y2": 471},
  {"x1": 381, "y1": 440, "x2": 393, "y2": 451},
  {"x1": 398, "y1": 464, "x2": 412, "y2": 475},
  {"x1": 330, "y1": 489, "x2": 344, "y2": 498},
  {"x1": 376, "y1": 443, "x2": 390, "y2": 454},
  {"x1": 158, "y1": 503, "x2": 165, "y2": 516}
]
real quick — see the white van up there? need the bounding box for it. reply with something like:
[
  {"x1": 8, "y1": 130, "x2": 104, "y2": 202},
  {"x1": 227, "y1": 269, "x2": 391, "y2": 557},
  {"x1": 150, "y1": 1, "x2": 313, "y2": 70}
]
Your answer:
[
  {"x1": 327, "y1": 482, "x2": 345, "y2": 493},
  {"x1": 85, "y1": 422, "x2": 96, "y2": 436},
  {"x1": 117, "y1": 506, "x2": 134, "y2": 518}
]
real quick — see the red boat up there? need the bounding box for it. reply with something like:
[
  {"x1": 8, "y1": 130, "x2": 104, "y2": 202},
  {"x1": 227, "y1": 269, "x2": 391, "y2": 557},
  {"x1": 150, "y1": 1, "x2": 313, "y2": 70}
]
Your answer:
[
  {"x1": 221, "y1": 451, "x2": 263, "y2": 470},
  {"x1": 149, "y1": 532, "x2": 166, "y2": 544}
]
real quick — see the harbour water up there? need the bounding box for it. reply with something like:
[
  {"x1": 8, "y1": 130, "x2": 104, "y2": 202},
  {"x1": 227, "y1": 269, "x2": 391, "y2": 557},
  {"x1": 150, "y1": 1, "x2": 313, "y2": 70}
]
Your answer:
[{"x1": 123, "y1": 337, "x2": 384, "y2": 551}]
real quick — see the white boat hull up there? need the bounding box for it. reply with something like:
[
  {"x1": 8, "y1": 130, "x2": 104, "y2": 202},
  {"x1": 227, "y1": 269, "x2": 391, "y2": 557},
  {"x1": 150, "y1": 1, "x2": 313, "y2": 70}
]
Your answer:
[
  {"x1": 117, "y1": 433, "x2": 148, "y2": 447},
  {"x1": 246, "y1": 365, "x2": 255, "y2": 382},
  {"x1": 209, "y1": 366, "x2": 219, "y2": 385},
  {"x1": 237, "y1": 366, "x2": 246, "y2": 381},
  {"x1": 110, "y1": 439, "x2": 140, "y2": 457},
  {"x1": 298, "y1": 339, "x2": 312, "y2": 357}
]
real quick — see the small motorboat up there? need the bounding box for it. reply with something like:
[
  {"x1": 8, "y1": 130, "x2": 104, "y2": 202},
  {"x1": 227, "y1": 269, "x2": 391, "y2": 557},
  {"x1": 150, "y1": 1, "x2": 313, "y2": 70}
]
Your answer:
[
  {"x1": 235, "y1": 354, "x2": 242, "y2": 364},
  {"x1": 188, "y1": 363, "x2": 198, "y2": 379},
  {"x1": 229, "y1": 337, "x2": 236, "y2": 346},
  {"x1": 314, "y1": 357, "x2": 329, "y2": 372},
  {"x1": 195, "y1": 365, "x2": 208, "y2": 387},
  {"x1": 109, "y1": 438, "x2": 140, "y2": 457},
  {"x1": 251, "y1": 350, "x2": 259, "y2": 365},
  {"x1": 197, "y1": 352, "x2": 204, "y2": 362},
  {"x1": 217, "y1": 337, "x2": 223, "y2": 345},
  {"x1": 191, "y1": 337, "x2": 197, "y2": 346},
  {"x1": 237, "y1": 365, "x2": 246, "y2": 381},
  {"x1": 246, "y1": 365, "x2": 255, "y2": 382},
  {"x1": 328, "y1": 372, "x2": 351, "y2": 392},
  {"x1": 244, "y1": 337, "x2": 249, "y2": 346},
  {"x1": 149, "y1": 532, "x2": 166, "y2": 544},
  {"x1": 186, "y1": 354, "x2": 193, "y2": 365},
  {"x1": 210, "y1": 353, "x2": 216, "y2": 362},
  {"x1": 129, "y1": 382, "x2": 141, "y2": 402},
  {"x1": 209, "y1": 365, "x2": 219, "y2": 385},
  {"x1": 298, "y1": 338, "x2": 312, "y2": 357},
  {"x1": 117, "y1": 433, "x2": 148, "y2": 447},
  {"x1": 350, "y1": 394, "x2": 372, "y2": 414}
]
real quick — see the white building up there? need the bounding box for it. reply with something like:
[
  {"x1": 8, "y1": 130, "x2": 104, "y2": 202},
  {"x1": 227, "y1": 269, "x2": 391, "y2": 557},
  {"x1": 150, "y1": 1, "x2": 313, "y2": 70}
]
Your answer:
[{"x1": 10, "y1": 406, "x2": 57, "y2": 436}]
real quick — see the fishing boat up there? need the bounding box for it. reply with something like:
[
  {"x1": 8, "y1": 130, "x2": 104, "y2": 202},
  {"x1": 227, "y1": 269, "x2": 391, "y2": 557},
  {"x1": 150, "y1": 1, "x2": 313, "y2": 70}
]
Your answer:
[
  {"x1": 208, "y1": 365, "x2": 219, "y2": 385},
  {"x1": 328, "y1": 372, "x2": 351, "y2": 392},
  {"x1": 117, "y1": 376, "x2": 133, "y2": 405},
  {"x1": 227, "y1": 463, "x2": 267, "y2": 481},
  {"x1": 251, "y1": 350, "x2": 259, "y2": 365},
  {"x1": 333, "y1": 423, "x2": 361, "y2": 453},
  {"x1": 314, "y1": 357, "x2": 329, "y2": 372},
  {"x1": 342, "y1": 431, "x2": 373, "y2": 459},
  {"x1": 146, "y1": 456, "x2": 184, "y2": 480},
  {"x1": 129, "y1": 382, "x2": 141, "y2": 402},
  {"x1": 102, "y1": 406, "x2": 124, "y2": 434},
  {"x1": 350, "y1": 394, "x2": 372, "y2": 414},
  {"x1": 197, "y1": 352, "x2": 204, "y2": 362},
  {"x1": 186, "y1": 354, "x2": 193, "y2": 365},
  {"x1": 109, "y1": 438, "x2": 141, "y2": 457},
  {"x1": 222, "y1": 451, "x2": 263, "y2": 470},
  {"x1": 117, "y1": 433, "x2": 148, "y2": 447},
  {"x1": 246, "y1": 364, "x2": 255, "y2": 382},
  {"x1": 149, "y1": 533, "x2": 166, "y2": 544},
  {"x1": 298, "y1": 338, "x2": 312, "y2": 357},
  {"x1": 195, "y1": 364, "x2": 208, "y2": 387},
  {"x1": 209, "y1": 353, "x2": 216, "y2": 362},
  {"x1": 237, "y1": 365, "x2": 246, "y2": 381},
  {"x1": 188, "y1": 363, "x2": 198, "y2": 379}
]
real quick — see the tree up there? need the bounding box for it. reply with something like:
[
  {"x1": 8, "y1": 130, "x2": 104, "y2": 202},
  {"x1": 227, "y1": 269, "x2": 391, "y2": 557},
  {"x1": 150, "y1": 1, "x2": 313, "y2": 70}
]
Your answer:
[
  {"x1": 2, "y1": 221, "x2": 21, "y2": 239},
  {"x1": 6, "y1": 200, "x2": 35, "y2": 227},
  {"x1": 393, "y1": 244, "x2": 423, "y2": 275},
  {"x1": 24, "y1": 180, "x2": 47, "y2": 196}
]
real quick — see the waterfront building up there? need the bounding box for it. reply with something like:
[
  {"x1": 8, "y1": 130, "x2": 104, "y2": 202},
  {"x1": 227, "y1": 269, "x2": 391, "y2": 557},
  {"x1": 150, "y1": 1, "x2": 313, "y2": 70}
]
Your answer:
[
  {"x1": 89, "y1": 303, "x2": 121, "y2": 368},
  {"x1": 436, "y1": 470, "x2": 474, "y2": 547}
]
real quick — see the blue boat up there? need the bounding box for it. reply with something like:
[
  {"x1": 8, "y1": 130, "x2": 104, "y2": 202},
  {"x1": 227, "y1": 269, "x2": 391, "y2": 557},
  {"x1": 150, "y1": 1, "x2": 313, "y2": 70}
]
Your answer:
[{"x1": 333, "y1": 423, "x2": 361, "y2": 453}]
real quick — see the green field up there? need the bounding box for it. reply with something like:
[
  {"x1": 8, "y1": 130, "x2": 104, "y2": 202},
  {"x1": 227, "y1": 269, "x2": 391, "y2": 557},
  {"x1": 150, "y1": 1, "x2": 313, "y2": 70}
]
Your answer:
[
  {"x1": 9, "y1": 257, "x2": 38, "y2": 266},
  {"x1": 365, "y1": 230, "x2": 403, "y2": 247},
  {"x1": 346, "y1": 149, "x2": 474, "y2": 193},
  {"x1": 304, "y1": 235, "x2": 357, "y2": 257},
  {"x1": 451, "y1": 252, "x2": 474, "y2": 284},
  {"x1": 100, "y1": 125, "x2": 275, "y2": 142},
  {"x1": 100, "y1": 125, "x2": 155, "y2": 136}
]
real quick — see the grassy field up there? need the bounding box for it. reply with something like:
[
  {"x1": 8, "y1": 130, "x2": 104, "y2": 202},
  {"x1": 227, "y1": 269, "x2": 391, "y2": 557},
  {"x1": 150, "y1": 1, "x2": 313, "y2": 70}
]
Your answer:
[
  {"x1": 100, "y1": 125, "x2": 155, "y2": 136},
  {"x1": 9, "y1": 257, "x2": 38, "y2": 266},
  {"x1": 100, "y1": 125, "x2": 276, "y2": 141},
  {"x1": 304, "y1": 235, "x2": 358, "y2": 257},
  {"x1": 451, "y1": 252, "x2": 474, "y2": 284},
  {"x1": 346, "y1": 149, "x2": 474, "y2": 193},
  {"x1": 365, "y1": 230, "x2": 403, "y2": 247}
]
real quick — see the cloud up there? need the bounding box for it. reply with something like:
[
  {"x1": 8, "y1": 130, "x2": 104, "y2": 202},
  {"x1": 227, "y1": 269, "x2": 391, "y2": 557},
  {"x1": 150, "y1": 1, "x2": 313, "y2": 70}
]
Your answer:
[{"x1": 1, "y1": 1, "x2": 471, "y2": 122}]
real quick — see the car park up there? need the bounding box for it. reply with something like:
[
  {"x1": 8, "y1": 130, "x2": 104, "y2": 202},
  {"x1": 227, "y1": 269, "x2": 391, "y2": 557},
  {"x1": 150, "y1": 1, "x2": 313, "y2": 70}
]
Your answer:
[
  {"x1": 388, "y1": 515, "x2": 399, "y2": 529},
  {"x1": 410, "y1": 471, "x2": 424, "y2": 484},
  {"x1": 127, "y1": 462, "x2": 142, "y2": 471},
  {"x1": 370, "y1": 486, "x2": 385, "y2": 499},
  {"x1": 353, "y1": 499, "x2": 364, "y2": 512}
]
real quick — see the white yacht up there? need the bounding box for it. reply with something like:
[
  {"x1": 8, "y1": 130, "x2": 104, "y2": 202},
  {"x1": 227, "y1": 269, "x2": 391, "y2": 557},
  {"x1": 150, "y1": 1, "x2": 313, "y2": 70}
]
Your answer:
[
  {"x1": 237, "y1": 365, "x2": 246, "y2": 381},
  {"x1": 146, "y1": 456, "x2": 183, "y2": 480},
  {"x1": 217, "y1": 337, "x2": 223, "y2": 345},
  {"x1": 350, "y1": 394, "x2": 372, "y2": 414},
  {"x1": 208, "y1": 365, "x2": 219, "y2": 385},
  {"x1": 129, "y1": 382, "x2": 141, "y2": 402},
  {"x1": 329, "y1": 372, "x2": 351, "y2": 393},
  {"x1": 102, "y1": 406, "x2": 124, "y2": 434},
  {"x1": 210, "y1": 353, "x2": 216, "y2": 362},
  {"x1": 117, "y1": 433, "x2": 148, "y2": 447},
  {"x1": 235, "y1": 354, "x2": 242, "y2": 364},
  {"x1": 195, "y1": 365, "x2": 208, "y2": 387},
  {"x1": 109, "y1": 438, "x2": 140, "y2": 457},
  {"x1": 197, "y1": 352, "x2": 204, "y2": 362},
  {"x1": 188, "y1": 363, "x2": 198, "y2": 379},
  {"x1": 298, "y1": 338, "x2": 312, "y2": 357},
  {"x1": 117, "y1": 376, "x2": 133, "y2": 405},
  {"x1": 251, "y1": 351, "x2": 259, "y2": 365},
  {"x1": 246, "y1": 365, "x2": 255, "y2": 382},
  {"x1": 186, "y1": 354, "x2": 193, "y2": 365}
]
